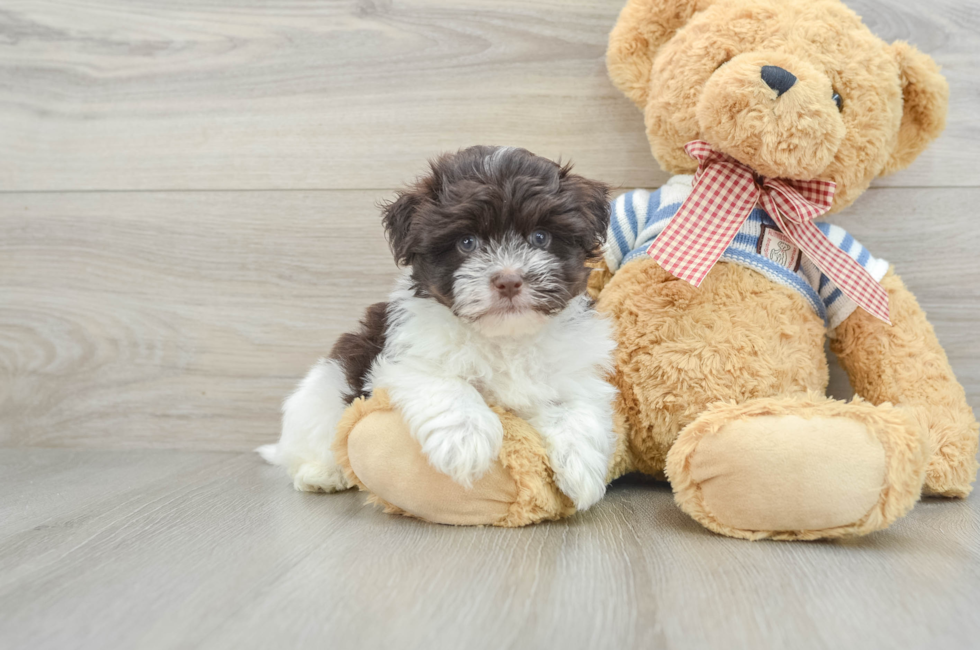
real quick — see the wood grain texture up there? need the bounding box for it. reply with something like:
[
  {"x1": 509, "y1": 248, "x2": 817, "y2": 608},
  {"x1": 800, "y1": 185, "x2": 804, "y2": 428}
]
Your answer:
[
  {"x1": 0, "y1": 0, "x2": 978, "y2": 192},
  {"x1": 0, "y1": 190, "x2": 399, "y2": 448},
  {"x1": 2, "y1": 187, "x2": 978, "y2": 449},
  {"x1": 0, "y1": 448, "x2": 978, "y2": 650}
]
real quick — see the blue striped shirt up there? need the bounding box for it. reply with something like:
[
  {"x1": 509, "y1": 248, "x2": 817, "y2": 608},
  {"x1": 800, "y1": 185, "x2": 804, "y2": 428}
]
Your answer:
[{"x1": 603, "y1": 176, "x2": 890, "y2": 329}]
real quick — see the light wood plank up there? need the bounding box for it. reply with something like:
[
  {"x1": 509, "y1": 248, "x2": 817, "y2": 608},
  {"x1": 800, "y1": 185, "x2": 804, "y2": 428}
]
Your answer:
[
  {"x1": 0, "y1": 190, "x2": 400, "y2": 448},
  {"x1": 1, "y1": 188, "x2": 977, "y2": 449},
  {"x1": 0, "y1": 0, "x2": 977, "y2": 192},
  {"x1": 0, "y1": 448, "x2": 977, "y2": 650}
]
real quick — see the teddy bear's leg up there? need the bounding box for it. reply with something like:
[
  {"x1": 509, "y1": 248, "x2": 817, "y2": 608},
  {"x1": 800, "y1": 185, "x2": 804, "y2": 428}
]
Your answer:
[
  {"x1": 331, "y1": 390, "x2": 577, "y2": 527},
  {"x1": 665, "y1": 394, "x2": 929, "y2": 541},
  {"x1": 831, "y1": 270, "x2": 979, "y2": 498}
]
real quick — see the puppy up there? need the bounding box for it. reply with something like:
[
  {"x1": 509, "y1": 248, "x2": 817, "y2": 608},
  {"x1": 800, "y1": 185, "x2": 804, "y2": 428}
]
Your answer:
[{"x1": 258, "y1": 146, "x2": 618, "y2": 510}]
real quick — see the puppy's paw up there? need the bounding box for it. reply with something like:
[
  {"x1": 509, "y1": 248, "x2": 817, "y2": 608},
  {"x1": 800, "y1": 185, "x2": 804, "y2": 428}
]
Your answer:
[
  {"x1": 416, "y1": 407, "x2": 504, "y2": 488},
  {"x1": 292, "y1": 461, "x2": 351, "y2": 493},
  {"x1": 548, "y1": 445, "x2": 608, "y2": 511}
]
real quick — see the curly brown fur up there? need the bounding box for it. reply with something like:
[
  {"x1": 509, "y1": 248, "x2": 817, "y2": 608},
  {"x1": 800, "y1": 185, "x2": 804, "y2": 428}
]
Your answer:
[
  {"x1": 329, "y1": 302, "x2": 388, "y2": 404},
  {"x1": 381, "y1": 145, "x2": 610, "y2": 315}
]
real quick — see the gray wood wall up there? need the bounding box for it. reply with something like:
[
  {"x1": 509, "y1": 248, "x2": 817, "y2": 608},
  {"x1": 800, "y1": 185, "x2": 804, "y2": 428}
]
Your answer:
[{"x1": 2, "y1": 0, "x2": 978, "y2": 451}]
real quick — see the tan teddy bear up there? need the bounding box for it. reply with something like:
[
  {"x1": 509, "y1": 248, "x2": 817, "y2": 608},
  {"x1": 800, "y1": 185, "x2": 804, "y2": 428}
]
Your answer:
[{"x1": 327, "y1": 0, "x2": 978, "y2": 540}]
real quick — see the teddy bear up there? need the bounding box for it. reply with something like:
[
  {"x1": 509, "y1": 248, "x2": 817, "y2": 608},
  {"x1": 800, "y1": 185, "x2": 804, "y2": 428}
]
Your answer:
[{"x1": 326, "y1": 0, "x2": 979, "y2": 540}]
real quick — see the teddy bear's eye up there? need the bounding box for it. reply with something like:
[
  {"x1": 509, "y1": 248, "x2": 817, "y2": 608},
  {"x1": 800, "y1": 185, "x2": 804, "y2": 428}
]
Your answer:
[{"x1": 832, "y1": 92, "x2": 843, "y2": 111}]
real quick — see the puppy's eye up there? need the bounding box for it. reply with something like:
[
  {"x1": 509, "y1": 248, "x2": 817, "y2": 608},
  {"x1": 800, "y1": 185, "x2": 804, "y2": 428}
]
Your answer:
[
  {"x1": 832, "y1": 91, "x2": 843, "y2": 111},
  {"x1": 529, "y1": 230, "x2": 551, "y2": 249},
  {"x1": 457, "y1": 235, "x2": 479, "y2": 253}
]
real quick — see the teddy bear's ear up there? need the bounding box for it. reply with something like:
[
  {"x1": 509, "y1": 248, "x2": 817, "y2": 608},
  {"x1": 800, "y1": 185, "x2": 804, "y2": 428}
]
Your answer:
[
  {"x1": 883, "y1": 42, "x2": 949, "y2": 175},
  {"x1": 607, "y1": 0, "x2": 714, "y2": 108}
]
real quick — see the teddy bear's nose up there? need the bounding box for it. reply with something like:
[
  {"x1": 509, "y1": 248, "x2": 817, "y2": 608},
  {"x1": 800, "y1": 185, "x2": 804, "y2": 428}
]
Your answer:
[{"x1": 761, "y1": 65, "x2": 797, "y2": 96}]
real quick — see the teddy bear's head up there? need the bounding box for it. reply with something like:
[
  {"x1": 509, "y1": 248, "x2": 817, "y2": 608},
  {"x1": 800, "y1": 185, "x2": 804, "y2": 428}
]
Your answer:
[{"x1": 607, "y1": 0, "x2": 948, "y2": 211}]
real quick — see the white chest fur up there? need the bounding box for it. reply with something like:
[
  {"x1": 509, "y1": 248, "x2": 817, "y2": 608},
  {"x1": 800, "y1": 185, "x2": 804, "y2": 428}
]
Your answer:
[
  {"x1": 364, "y1": 277, "x2": 618, "y2": 508},
  {"x1": 369, "y1": 284, "x2": 615, "y2": 420}
]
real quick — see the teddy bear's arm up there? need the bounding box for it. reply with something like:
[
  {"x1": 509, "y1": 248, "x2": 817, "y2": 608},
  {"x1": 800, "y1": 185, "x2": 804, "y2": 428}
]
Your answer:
[{"x1": 830, "y1": 269, "x2": 979, "y2": 497}]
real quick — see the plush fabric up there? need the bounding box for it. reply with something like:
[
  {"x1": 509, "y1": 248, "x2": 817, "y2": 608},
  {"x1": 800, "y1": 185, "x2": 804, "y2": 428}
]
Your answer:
[
  {"x1": 607, "y1": 0, "x2": 948, "y2": 212},
  {"x1": 831, "y1": 272, "x2": 980, "y2": 497},
  {"x1": 598, "y1": 258, "x2": 829, "y2": 478},
  {"x1": 664, "y1": 395, "x2": 927, "y2": 540},
  {"x1": 335, "y1": 390, "x2": 575, "y2": 527},
  {"x1": 605, "y1": 180, "x2": 891, "y2": 327},
  {"x1": 328, "y1": 0, "x2": 976, "y2": 540}
]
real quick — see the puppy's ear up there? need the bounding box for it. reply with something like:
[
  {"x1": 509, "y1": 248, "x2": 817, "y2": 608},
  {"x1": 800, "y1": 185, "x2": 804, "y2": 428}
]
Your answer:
[
  {"x1": 561, "y1": 166, "x2": 611, "y2": 257},
  {"x1": 381, "y1": 191, "x2": 422, "y2": 266},
  {"x1": 582, "y1": 179, "x2": 612, "y2": 257}
]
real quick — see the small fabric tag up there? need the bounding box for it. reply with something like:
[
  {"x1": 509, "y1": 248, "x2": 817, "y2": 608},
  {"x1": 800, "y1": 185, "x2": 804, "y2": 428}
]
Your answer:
[{"x1": 758, "y1": 224, "x2": 801, "y2": 272}]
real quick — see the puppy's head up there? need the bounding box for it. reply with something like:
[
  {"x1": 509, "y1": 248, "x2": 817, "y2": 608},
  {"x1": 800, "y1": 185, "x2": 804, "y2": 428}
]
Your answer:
[{"x1": 382, "y1": 146, "x2": 610, "y2": 337}]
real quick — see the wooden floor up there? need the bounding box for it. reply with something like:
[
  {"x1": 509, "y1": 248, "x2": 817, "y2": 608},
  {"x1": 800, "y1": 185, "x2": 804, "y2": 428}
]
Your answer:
[
  {"x1": 2, "y1": 1, "x2": 979, "y2": 648},
  {"x1": 1, "y1": 449, "x2": 979, "y2": 650}
]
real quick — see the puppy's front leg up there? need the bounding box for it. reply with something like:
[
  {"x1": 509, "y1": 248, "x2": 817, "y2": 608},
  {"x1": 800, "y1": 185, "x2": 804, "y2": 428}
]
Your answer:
[
  {"x1": 381, "y1": 366, "x2": 504, "y2": 487},
  {"x1": 530, "y1": 394, "x2": 616, "y2": 510}
]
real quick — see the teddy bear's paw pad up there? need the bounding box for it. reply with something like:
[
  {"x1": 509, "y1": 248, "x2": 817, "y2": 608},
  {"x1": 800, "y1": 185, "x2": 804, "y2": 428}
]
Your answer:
[
  {"x1": 346, "y1": 409, "x2": 518, "y2": 526},
  {"x1": 683, "y1": 415, "x2": 887, "y2": 533},
  {"x1": 292, "y1": 461, "x2": 351, "y2": 493}
]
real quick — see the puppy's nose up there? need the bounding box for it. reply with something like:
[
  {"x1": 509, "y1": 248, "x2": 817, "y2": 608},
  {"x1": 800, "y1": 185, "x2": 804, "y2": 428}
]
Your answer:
[
  {"x1": 761, "y1": 65, "x2": 797, "y2": 96},
  {"x1": 492, "y1": 272, "x2": 523, "y2": 298}
]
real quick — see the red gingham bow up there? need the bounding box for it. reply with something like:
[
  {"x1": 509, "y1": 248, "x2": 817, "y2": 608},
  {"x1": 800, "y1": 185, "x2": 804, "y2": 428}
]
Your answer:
[{"x1": 647, "y1": 140, "x2": 890, "y2": 323}]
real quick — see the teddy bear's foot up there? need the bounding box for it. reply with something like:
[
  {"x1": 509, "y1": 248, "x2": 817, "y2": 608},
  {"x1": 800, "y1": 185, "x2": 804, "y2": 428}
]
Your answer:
[
  {"x1": 665, "y1": 395, "x2": 929, "y2": 541},
  {"x1": 331, "y1": 390, "x2": 575, "y2": 527},
  {"x1": 904, "y1": 403, "x2": 978, "y2": 499}
]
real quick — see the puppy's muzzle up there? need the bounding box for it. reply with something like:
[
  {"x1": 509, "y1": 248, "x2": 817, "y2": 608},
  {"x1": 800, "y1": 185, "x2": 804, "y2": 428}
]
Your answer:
[{"x1": 491, "y1": 271, "x2": 523, "y2": 299}]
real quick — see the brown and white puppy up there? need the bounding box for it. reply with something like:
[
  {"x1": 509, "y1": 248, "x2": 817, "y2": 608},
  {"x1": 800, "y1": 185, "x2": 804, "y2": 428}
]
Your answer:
[{"x1": 259, "y1": 146, "x2": 618, "y2": 510}]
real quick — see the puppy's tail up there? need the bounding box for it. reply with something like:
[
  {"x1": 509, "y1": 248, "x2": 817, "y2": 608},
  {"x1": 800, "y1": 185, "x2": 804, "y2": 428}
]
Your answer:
[{"x1": 255, "y1": 443, "x2": 281, "y2": 465}]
